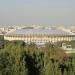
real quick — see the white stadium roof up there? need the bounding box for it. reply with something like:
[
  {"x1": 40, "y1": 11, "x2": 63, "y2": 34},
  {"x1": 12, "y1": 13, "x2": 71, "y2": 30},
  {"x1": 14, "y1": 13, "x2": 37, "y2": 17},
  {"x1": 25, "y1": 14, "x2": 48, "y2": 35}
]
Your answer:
[{"x1": 5, "y1": 29, "x2": 75, "y2": 36}]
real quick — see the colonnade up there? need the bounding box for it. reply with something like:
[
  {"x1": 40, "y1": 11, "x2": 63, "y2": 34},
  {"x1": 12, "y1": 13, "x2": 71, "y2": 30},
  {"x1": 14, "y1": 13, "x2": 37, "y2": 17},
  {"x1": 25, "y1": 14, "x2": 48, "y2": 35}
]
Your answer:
[{"x1": 4, "y1": 34, "x2": 74, "y2": 44}]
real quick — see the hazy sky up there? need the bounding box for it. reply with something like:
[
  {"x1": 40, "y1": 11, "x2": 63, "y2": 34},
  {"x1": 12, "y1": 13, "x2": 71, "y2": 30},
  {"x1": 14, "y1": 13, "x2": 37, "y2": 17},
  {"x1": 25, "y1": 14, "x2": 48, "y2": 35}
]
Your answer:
[{"x1": 0, "y1": 0, "x2": 75, "y2": 26}]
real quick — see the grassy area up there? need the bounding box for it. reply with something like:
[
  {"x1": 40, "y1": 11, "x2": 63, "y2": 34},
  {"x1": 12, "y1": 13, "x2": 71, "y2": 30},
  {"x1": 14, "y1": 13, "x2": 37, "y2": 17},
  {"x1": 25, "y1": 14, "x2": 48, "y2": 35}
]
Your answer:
[{"x1": 55, "y1": 40, "x2": 75, "y2": 48}]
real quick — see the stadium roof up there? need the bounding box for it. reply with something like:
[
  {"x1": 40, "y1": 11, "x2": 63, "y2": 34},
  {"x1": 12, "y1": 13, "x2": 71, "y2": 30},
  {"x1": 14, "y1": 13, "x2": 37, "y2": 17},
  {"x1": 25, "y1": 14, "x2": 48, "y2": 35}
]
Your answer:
[{"x1": 5, "y1": 29, "x2": 75, "y2": 36}]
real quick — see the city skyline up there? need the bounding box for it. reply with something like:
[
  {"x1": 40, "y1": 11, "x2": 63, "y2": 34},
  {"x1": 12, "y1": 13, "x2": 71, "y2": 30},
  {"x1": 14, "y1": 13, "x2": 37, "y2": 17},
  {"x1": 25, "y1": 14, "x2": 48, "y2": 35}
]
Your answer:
[{"x1": 0, "y1": 0, "x2": 75, "y2": 26}]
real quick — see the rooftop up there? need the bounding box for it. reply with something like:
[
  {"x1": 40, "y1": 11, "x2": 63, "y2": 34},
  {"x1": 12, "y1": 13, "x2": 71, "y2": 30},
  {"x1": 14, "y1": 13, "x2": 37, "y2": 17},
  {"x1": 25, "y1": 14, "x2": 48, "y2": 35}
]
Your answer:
[{"x1": 5, "y1": 29, "x2": 75, "y2": 36}]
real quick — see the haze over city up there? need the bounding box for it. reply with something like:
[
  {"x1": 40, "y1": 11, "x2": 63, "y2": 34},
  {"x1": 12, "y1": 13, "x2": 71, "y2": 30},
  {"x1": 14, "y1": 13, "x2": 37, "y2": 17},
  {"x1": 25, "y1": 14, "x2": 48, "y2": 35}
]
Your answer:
[{"x1": 0, "y1": 0, "x2": 75, "y2": 27}]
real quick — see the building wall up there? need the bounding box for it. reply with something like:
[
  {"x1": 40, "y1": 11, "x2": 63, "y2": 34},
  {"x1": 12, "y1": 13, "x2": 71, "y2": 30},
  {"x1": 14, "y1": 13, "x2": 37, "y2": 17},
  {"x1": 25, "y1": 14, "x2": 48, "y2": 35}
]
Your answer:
[{"x1": 4, "y1": 35, "x2": 74, "y2": 44}]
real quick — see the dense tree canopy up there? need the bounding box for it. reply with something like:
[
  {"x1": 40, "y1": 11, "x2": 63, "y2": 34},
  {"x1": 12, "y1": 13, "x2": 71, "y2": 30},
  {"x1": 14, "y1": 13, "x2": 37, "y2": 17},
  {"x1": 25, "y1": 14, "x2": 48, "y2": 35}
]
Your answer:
[{"x1": 0, "y1": 39, "x2": 75, "y2": 75}]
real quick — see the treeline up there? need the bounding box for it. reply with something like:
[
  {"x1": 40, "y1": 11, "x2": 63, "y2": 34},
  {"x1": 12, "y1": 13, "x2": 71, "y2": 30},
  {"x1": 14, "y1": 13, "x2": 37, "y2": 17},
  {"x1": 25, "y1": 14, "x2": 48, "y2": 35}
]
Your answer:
[{"x1": 0, "y1": 40, "x2": 75, "y2": 75}]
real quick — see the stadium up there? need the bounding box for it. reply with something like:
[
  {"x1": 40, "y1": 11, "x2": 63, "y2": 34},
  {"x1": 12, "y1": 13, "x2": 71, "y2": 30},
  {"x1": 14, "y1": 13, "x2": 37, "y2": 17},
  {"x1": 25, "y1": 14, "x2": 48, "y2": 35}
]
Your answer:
[{"x1": 4, "y1": 29, "x2": 75, "y2": 45}]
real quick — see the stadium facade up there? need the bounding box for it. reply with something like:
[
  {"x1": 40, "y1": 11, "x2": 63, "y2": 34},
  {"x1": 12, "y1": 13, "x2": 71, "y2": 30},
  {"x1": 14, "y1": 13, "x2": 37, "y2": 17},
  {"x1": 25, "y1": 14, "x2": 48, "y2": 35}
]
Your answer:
[{"x1": 4, "y1": 29, "x2": 75, "y2": 45}]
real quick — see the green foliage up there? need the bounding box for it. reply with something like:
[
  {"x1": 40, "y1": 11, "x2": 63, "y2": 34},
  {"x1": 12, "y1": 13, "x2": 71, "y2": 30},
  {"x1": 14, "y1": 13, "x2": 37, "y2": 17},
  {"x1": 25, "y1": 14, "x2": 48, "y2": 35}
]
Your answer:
[
  {"x1": 0, "y1": 35, "x2": 4, "y2": 41},
  {"x1": 0, "y1": 35, "x2": 4, "y2": 49},
  {"x1": 0, "y1": 40, "x2": 75, "y2": 75}
]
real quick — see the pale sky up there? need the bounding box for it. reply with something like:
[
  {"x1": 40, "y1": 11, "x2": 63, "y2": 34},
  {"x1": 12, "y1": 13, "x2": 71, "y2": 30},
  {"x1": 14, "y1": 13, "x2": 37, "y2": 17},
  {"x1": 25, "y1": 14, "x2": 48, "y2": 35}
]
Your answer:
[{"x1": 0, "y1": 0, "x2": 75, "y2": 26}]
